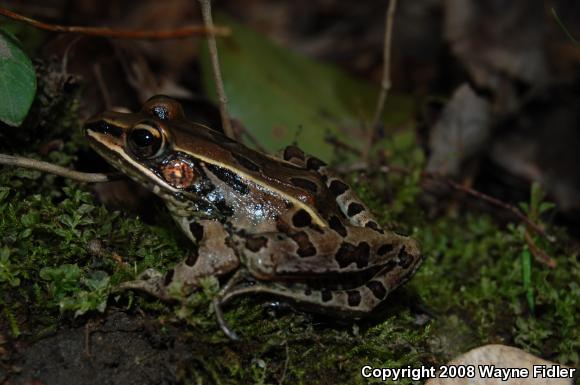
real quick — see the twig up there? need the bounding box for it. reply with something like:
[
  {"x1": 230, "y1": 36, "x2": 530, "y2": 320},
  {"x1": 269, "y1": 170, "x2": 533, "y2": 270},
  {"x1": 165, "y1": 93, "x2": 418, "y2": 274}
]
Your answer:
[
  {"x1": 524, "y1": 231, "x2": 556, "y2": 268},
  {"x1": 326, "y1": 139, "x2": 555, "y2": 245},
  {"x1": 231, "y1": 119, "x2": 267, "y2": 152},
  {"x1": 428, "y1": 172, "x2": 555, "y2": 243},
  {"x1": 325, "y1": 135, "x2": 363, "y2": 156},
  {"x1": 0, "y1": 154, "x2": 122, "y2": 183},
  {"x1": 197, "y1": 0, "x2": 234, "y2": 139},
  {"x1": 0, "y1": 7, "x2": 230, "y2": 39},
  {"x1": 278, "y1": 338, "x2": 290, "y2": 385},
  {"x1": 363, "y1": 0, "x2": 398, "y2": 161}
]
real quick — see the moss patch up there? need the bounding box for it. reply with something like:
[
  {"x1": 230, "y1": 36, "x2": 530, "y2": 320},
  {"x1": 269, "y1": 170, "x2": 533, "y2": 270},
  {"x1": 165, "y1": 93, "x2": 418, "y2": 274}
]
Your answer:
[{"x1": 1, "y1": 87, "x2": 577, "y2": 385}]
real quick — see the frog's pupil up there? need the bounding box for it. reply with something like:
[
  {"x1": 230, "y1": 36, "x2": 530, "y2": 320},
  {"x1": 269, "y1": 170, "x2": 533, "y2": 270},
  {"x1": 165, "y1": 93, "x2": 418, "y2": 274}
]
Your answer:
[
  {"x1": 129, "y1": 125, "x2": 162, "y2": 158},
  {"x1": 132, "y1": 129, "x2": 155, "y2": 147}
]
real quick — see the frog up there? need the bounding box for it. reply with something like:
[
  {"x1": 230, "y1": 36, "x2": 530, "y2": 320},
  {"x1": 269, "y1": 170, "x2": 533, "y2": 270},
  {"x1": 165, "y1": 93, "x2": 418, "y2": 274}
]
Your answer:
[{"x1": 84, "y1": 95, "x2": 423, "y2": 339}]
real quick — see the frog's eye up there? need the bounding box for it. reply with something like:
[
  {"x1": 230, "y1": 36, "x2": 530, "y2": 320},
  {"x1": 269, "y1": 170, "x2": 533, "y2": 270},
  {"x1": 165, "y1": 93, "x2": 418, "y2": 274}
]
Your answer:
[{"x1": 127, "y1": 121, "x2": 165, "y2": 159}]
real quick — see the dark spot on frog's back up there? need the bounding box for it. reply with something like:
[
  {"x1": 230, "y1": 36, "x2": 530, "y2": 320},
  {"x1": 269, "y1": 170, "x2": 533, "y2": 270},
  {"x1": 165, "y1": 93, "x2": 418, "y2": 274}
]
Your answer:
[
  {"x1": 321, "y1": 289, "x2": 332, "y2": 302},
  {"x1": 289, "y1": 231, "x2": 316, "y2": 257},
  {"x1": 164, "y1": 269, "x2": 175, "y2": 286},
  {"x1": 329, "y1": 215, "x2": 347, "y2": 237},
  {"x1": 346, "y1": 290, "x2": 361, "y2": 306},
  {"x1": 335, "y1": 242, "x2": 370, "y2": 268},
  {"x1": 292, "y1": 209, "x2": 312, "y2": 227},
  {"x1": 185, "y1": 246, "x2": 199, "y2": 266},
  {"x1": 365, "y1": 221, "x2": 384, "y2": 234},
  {"x1": 306, "y1": 157, "x2": 326, "y2": 171},
  {"x1": 366, "y1": 280, "x2": 387, "y2": 300},
  {"x1": 397, "y1": 246, "x2": 415, "y2": 269},
  {"x1": 206, "y1": 164, "x2": 249, "y2": 195},
  {"x1": 290, "y1": 177, "x2": 318, "y2": 194},
  {"x1": 232, "y1": 152, "x2": 261, "y2": 172},
  {"x1": 329, "y1": 180, "x2": 349, "y2": 197},
  {"x1": 377, "y1": 244, "x2": 394, "y2": 256},
  {"x1": 245, "y1": 236, "x2": 268, "y2": 252},
  {"x1": 189, "y1": 222, "x2": 204, "y2": 242},
  {"x1": 215, "y1": 199, "x2": 234, "y2": 216},
  {"x1": 347, "y1": 202, "x2": 364, "y2": 217},
  {"x1": 283, "y1": 145, "x2": 305, "y2": 161}
]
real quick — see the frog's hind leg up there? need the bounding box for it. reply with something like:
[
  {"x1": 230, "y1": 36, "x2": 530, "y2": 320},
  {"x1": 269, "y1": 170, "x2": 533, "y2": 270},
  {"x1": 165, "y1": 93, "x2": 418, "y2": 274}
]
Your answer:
[{"x1": 218, "y1": 254, "x2": 423, "y2": 326}]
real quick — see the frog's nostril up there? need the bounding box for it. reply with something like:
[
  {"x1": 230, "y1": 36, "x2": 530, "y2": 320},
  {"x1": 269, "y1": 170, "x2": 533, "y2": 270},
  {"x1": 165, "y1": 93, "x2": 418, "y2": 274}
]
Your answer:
[{"x1": 86, "y1": 120, "x2": 122, "y2": 137}]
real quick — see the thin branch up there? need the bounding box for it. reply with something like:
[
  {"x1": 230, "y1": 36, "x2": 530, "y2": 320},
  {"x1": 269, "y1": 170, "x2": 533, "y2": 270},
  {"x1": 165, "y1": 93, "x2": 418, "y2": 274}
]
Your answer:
[
  {"x1": 427, "y1": 171, "x2": 556, "y2": 243},
  {"x1": 325, "y1": 135, "x2": 363, "y2": 156},
  {"x1": 0, "y1": 154, "x2": 122, "y2": 183},
  {"x1": 325, "y1": 134, "x2": 555, "y2": 244},
  {"x1": 0, "y1": 7, "x2": 230, "y2": 39},
  {"x1": 524, "y1": 231, "x2": 556, "y2": 268},
  {"x1": 363, "y1": 0, "x2": 398, "y2": 161},
  {"x1": 278, "y1": 338, "x2": 290, "y2": 385},
  {"x1": 197, "y1": 0, "x2": 234, "y2": 139}
]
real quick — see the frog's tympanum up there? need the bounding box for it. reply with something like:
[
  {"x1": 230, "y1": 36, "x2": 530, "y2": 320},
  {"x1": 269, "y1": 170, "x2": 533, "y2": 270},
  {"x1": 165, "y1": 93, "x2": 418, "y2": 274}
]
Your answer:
[{"x1": 85, "y1": 95, "x2": 423, "y2": 339}]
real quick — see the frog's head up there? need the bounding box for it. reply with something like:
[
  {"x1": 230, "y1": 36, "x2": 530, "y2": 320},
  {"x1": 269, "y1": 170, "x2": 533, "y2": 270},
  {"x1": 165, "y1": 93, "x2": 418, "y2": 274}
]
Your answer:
[{"x1": 84, "y1": 95, "x2": 224, "y2": 218}]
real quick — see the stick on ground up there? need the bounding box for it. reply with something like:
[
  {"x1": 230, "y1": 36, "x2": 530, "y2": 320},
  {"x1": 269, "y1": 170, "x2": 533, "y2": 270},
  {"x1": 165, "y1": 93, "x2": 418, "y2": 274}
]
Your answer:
[{"x1": 0, "y1": 154, "x2": 121, "y2": 183}]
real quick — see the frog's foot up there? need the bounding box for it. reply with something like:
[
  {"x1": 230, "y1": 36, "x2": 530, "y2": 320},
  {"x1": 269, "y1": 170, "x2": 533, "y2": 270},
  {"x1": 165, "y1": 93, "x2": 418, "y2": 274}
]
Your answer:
[
  {"x1": 117, "y1": 268, "x2": 175, "y2": 301},
  {"x1": 212, "y1": 268, "x2": 252, "y2": 340}
]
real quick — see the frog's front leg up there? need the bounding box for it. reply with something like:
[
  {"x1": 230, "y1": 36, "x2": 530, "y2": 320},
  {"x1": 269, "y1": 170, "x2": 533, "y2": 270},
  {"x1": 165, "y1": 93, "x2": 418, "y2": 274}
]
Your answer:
[{"x1": 120, "y1": 219, "x2": 240, "y2": 300}]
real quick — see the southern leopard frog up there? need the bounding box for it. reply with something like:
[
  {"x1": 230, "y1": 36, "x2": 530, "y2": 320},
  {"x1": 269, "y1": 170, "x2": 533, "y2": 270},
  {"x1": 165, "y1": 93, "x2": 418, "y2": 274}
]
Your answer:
[{"x1": 84, "y1": 96, "x2": 423, "y2": 338}]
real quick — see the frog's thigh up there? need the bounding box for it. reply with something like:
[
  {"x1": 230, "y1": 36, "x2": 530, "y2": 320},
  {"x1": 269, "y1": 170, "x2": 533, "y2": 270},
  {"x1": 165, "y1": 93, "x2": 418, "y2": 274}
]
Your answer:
[
  {"x1": 166, "y1": 219, "x2": 240, "y2": 290},
  {"x1": 223, "y1": 250, "x2": 423, "y2": 315},
  {"x1": 242, "y1": 228, "x2": 408, "y2": 277}
]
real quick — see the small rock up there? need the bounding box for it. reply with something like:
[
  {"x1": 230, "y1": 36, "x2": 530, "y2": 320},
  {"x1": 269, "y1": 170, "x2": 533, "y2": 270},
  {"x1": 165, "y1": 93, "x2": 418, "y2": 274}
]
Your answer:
[{"x1": 426, "y1": 344, "x2": 575, "y2": 385}]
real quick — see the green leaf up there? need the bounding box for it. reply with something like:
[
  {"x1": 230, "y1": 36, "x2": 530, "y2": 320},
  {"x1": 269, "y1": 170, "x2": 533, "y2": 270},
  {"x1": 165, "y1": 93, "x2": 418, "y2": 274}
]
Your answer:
[
  {"x1": 200, "y1": 15, "x2": 413, "y2": 161},
  {"x1": 0, "y1": 187, "x2": 9, "y2": 202},
  {"x1": 0, "y1": 29, "x2": 36, "y2": 126}
]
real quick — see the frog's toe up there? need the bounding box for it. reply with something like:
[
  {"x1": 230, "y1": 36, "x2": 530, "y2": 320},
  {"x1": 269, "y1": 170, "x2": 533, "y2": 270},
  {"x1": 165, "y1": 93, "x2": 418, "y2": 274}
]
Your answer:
[
  {"x1": 118, "y1": 268, "x2": 170, "y2": 299},
  {"x1": 213, "y1": 297, "x2": 240, "y2": 340}
]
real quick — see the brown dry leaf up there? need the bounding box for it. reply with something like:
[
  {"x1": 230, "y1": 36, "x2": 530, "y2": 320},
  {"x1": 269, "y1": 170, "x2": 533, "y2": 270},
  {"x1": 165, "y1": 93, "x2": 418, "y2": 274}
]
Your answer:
[
  {"x1": 426, "y1": 344, "x2": 575, "y2": 385},
  {"x1": 444, "y1": 0, "x2": 550, "y2": 89},
  {"x1": 426, "y1": 83, "x2": 491, "y2": 176}
]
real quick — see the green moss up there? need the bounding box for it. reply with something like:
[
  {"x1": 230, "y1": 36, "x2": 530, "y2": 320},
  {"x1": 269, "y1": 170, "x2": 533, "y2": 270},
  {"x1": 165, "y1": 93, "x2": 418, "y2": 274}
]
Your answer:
[{"x1": 1, "y1": 90, "x2": 577, "y2": 384}]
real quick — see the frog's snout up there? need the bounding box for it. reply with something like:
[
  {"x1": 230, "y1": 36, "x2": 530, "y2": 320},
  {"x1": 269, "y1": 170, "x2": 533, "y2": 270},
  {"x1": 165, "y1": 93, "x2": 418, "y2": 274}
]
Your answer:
[{"x1": 84, "y1": 117, "x2": 124, "y2": 139}]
